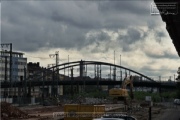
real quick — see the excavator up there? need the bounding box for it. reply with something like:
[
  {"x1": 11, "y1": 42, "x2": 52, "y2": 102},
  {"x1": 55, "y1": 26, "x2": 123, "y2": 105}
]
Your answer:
[{"x1": 109, "y1": 75, "x2": 134, "y2": 105}]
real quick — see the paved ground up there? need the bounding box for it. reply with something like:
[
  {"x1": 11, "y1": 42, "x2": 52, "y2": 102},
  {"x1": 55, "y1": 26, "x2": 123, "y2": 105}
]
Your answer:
[{"x1": 153, "y1": 105, "x2": 180, "y2": 120}]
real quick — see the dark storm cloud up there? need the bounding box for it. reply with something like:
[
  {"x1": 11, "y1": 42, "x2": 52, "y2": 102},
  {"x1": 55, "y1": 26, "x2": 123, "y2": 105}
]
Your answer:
[
  {"x1": 117, "y1": 27, "x2": 147, "y2": 52},
  {"x1": 85, "y1": 31, "x2": 111, "y2": 47},
  {"x1": 120, "y1": 28, "x2": 141, "y2": 44},
  {"x1": 51, "y1": 11, "x2": 101, "y2": 29},
  {"x1": 98, "y1": 1, "x2": 150, "y2": 15},
  {"x1": 2, "y1": 1, "x2": 90, "y2": 52},
  {"x1": 1, "y1": 0, "x2": 159, "y2": 52}
]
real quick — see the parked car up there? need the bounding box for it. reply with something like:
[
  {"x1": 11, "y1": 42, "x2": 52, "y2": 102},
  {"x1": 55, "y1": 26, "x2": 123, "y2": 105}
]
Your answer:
[{"x1": 174, "y1": 99, "x2": 180, "y2": 105}]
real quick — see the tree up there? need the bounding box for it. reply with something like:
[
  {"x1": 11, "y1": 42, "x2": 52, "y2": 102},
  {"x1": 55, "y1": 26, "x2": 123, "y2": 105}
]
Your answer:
[{"x1": 176, "y1": 67, "x2": 180, "y2": 99}]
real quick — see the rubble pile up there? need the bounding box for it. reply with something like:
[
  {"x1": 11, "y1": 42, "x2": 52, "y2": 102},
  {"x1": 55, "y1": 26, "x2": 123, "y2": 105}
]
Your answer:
[
  {"x1": 69, "y1": 97, "x2": 109, "y2": 104},
  {"x1": 1, "y1": 102, "x2": 29, "y2": 119},
  {"x1": 140, "y1": 101, "x2": 150, "y2": 107}
]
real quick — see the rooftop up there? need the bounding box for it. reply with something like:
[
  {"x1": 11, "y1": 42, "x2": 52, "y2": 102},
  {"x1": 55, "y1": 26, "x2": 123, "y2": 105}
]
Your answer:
[{"x1": 0, "y1": 50, "x2": 25, "y2": 58}]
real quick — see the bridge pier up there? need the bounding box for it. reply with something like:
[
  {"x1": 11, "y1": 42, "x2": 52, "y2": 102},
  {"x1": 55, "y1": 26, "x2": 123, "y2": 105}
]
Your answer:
[{"x1": 79, "y1": 60, "x2": 85, "y2": 93}]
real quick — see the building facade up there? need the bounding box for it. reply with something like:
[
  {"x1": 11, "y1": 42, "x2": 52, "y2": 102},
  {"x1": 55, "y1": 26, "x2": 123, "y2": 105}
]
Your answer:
[
  {"x1": 0, "y1": 51, "x2": 27, "y2": 97},
  {"x1": 0, "y1": 51, "x2": 27, "y2": 82},
  {"x1": 27, "y1": 62, "x2": 63, "y2": 97}
]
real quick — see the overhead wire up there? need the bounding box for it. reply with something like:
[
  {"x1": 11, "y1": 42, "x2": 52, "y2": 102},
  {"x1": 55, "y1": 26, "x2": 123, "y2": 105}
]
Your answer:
[{"x1": 25, "y1": 55, "x2": 50, "y2": 59}]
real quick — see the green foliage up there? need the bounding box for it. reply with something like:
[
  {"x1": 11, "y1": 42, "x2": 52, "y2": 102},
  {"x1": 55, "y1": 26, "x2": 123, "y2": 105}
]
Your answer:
[
  {"x1": 177, "y1": 82, "x2": 180, "y2": 99},
  {"x1": 177, "y1": 91, "x2": 180, "y2": 99},
  {"x1": 161, "y1": 91, "x2": 177, "y2": 99},
  {"x1": 133, "y1": 91, "x2": 179, "y2": 102}
]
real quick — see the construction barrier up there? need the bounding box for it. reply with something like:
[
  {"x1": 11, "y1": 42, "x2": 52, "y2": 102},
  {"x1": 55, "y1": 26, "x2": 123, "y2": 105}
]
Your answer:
[{"x1": 64, "y1": 104, "x2": 105, "y2": 120}]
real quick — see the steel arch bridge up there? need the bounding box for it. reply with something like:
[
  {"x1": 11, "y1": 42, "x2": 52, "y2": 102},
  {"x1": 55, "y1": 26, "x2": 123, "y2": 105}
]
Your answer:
[
  {"x1": 1, "y1": 60, "x2": 158, "y2": 88},
  {"x1": 1, "y1": 60, "x2": 177, "y2": 98},
  {"x1": 22, "y1": 60, "x2": 155, "y2": 83}
]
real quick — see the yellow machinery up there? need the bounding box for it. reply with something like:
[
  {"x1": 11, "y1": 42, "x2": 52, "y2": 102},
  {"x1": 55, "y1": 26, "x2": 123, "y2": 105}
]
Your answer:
[
  {"x1": 109, "y1": 75, "x2": 134, "y2": 104},
  {"x1": 64, "y1": 104, "x2": 105, "y2": 120}
]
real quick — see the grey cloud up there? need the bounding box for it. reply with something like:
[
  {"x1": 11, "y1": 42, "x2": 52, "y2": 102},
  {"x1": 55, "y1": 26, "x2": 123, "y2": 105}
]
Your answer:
[
  {"x1": 85, "y1": 31, "x2": 111, "y2": 47},
  {"x1": 121, "y1": 28, "x2": 141, "y2": 44},
  {"x1": 139, "y1": 65, "x2": 177, "y2": 77},
  {"x1": 1, "y1": 0, "x2": 164, "y2": 53},
  {"x1": 98, "y1": 1, "x2": 150, "y2": 15},
  {"x1": 2, "y1": 1, "x2": 90, "y2": 52},
  {"x1": 146, "y1": 51, "x2": 179, "y2": 59},
  {"x1": 154, "y1": 31, "x2": 166, "y2": 43},
  {"x1": 117, "y1": 28, "x2": 146, "y2": 52},
  {"x1": 51, "y1": 11, "x2": 100, "y2": 29},
  {"x1": 156, "y1": 31, "x2": 166, "y2": 38},
  {"x1": 140, "y1": 67, "x2": 164, "y2": 77}
]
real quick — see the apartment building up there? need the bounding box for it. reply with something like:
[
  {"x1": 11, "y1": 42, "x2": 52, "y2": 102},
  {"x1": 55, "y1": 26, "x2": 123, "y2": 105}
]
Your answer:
[{"x1": 0, "y1": 50, "x2": 27, "y2": 82}]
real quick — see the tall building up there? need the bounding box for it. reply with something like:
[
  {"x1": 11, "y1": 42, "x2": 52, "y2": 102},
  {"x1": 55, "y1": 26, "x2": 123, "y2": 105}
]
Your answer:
[
  {"x1": 0, "y1": 51, "x2": 27, "y2": 82},
  {"x1": 27, "y1": 62, "x2": 64, "y2": 97}
]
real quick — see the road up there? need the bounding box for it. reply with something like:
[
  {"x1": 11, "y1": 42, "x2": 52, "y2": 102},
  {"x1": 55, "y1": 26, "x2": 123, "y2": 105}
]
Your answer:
[{"x1": 154, "y1": 105, "x2": 180, "y2": 120}]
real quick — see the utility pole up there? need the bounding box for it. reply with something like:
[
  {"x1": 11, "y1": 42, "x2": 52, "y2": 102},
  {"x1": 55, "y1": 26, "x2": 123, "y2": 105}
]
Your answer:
[
  {"x1": 71, "y1": 68, "x2": 74, "y2": 97},
  {"x1": 23, "y1": 66, "x2": 27, "y2": 104},
  {"x1": 114, "y1": 50, "x2": 115, "y2": 65},
  {"x1": 120, "y1": 54, "x2": 122, "y2": 81},
  {"x1": 4, "y1": 56, "x2": 8, "y2": 99},
  {"x1": 0, "y1": 43, "x2": 12, "y2": 97},
  {"x1": 49, "y1": 51, "x2": 59, "y2": 97},
  {"x1": 42, "y1": 70, "x2": 45, "y2": 105},
  {"x1": 10, "y1": 43, "x2": 12, "y2": 97},
  {"x1": 49, "y1": 51, "x2": 59, "y2": 67},
  {"x1": 113, "y1": 50, "x2": 116, "y2": 81},
  {"x1": 120, "y1": 55, "x2": 121, "y2": 67},
  {"x1": 68, "y1": 55, "x2": 69, "y2": 78},
  {"x1": 159, "y1": 76, "x2": 162, "y2": 102}
]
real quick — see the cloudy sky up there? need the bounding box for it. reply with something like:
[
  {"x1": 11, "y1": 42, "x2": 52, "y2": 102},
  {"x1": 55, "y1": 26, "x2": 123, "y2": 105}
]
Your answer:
[{"x1": 1, "y1": 0, "x2": 179, "y2": 80}]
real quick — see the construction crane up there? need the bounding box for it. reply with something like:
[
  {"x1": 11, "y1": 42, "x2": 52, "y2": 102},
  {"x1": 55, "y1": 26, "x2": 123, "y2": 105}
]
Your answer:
[{"x1": 109, "y1": 75, "x2": 134, "y2": 105}]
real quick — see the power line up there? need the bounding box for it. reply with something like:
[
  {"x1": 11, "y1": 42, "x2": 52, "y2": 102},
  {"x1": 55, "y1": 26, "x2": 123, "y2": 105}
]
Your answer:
[{"x1": 25, "y1": 55, "x2": 50, "y2": 59}]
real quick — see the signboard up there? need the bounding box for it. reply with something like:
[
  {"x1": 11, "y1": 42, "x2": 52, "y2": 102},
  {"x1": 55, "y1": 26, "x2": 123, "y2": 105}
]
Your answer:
[{"x1": 145, "y1": 96, "x2": 152, "y2": 102}]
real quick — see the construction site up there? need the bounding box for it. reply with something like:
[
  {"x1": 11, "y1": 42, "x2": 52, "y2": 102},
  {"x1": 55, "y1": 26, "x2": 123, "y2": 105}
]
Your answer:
[
  {"x1": 1, "y1": 95, "x2": 179, "y2": 120},
  {"x1": 1, "y1": 54, "x2": 180, "y2": 120},
  {"x1": 1, "y1": 74, "x2": 180, "y2": 120},
  {"x1": 1, "y1": 0, "x2": 180, "y2": 119}
]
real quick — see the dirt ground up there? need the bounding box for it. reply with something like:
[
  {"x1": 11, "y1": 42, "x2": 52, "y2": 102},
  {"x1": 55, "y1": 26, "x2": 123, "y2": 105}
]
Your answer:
[
  {"x1": 1, "y1": 102, "x2": 63, "y2": 120},
  {"x1": 1, "y1": 102, "x2": 178, "y2": 120}
]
